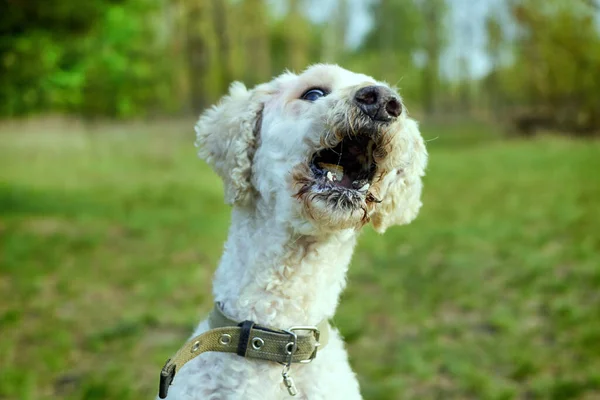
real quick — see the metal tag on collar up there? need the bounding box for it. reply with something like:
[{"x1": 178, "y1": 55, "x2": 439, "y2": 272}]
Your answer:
[
  {"x1": 279, "y1": 326, "x2": 321, "y2": 396},
  {"x1": 281, "y1": 328, "x2": 298, "y2": 396},
  {"x1": 282, "y1": 370, "x2": 298, "y2": 396}
]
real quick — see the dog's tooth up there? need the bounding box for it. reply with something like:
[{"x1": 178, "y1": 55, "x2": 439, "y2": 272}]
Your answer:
[
  {"x1": 352, "y1": 179, "x2": 366, "y2": 188},
  {"x1": 317, "y1": 162, "x2": 345, "y2": 182},
  {"x1": 358, "y1": 183, "x2": 370, "y2": 192}
]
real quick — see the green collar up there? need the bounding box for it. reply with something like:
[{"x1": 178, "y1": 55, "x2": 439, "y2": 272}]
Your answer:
[{"x1": 159, "y1": 303, "x2": 329, "y2": 398}]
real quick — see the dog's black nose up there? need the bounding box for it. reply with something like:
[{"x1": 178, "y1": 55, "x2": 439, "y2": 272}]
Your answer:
[{"x1": 354, "y1": 86, "x2": 402, "y2": 122}]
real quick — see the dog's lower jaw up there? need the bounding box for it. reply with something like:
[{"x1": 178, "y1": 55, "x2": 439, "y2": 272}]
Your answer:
[{"x1": 212, "y1": 206, "x2": 359, "y2": 329}]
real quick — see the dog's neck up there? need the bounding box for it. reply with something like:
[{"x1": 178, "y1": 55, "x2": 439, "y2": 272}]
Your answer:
[{"x1": 212, "y1": 206, "x2": 358, "y2": 328}]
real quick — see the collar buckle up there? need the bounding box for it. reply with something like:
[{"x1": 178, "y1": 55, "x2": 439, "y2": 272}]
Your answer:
[
  {"x1": 286, "y1": 326, "x2": 321, "y2": 363},
  {"x1": 280, "y1": 326, "x2": 319, "y2": 396}
]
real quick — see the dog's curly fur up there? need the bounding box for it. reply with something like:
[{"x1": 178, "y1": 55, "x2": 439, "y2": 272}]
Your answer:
[{"x1": 161, "y1": 64, "x2": 427, "y2": 399}]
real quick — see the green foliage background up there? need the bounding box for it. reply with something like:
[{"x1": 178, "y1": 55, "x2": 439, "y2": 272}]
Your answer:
[
  {"x1": 1, "y1": 0, "x2": 600, "y2": 399},
  {"x1": 0, "y1": 0, "x2": 170, "y2": 117},
  {"x1": 1, "y1": 121, "x2": 599, "y2": 399},
  {"x1": 2, "y1": 0, "x2": 599, "y2": 131}
]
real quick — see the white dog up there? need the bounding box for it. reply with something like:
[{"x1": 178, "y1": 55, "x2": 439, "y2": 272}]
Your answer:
[{"x1": 158, "y1": 64, "x2": 427, "y2": 400}]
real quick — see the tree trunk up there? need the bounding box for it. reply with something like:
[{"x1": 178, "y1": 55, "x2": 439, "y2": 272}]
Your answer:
[{"x1": 185, "y1": 0, "x2": 213, "y2": 111}]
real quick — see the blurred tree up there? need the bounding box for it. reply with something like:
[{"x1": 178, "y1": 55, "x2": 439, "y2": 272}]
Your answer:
[
  {"x1": 213, "y1": 0, "x2": 235, "y2": 88},
  {"x1": 456, "y1": 55, "x2": 471, "y2": 114},
  {"x1": 164, "y1": 0, "x2": 191, "y2": 114},
  {"x1": 270, "y1": 0, "x2": 325, "y2": 76},
  {"x1": 240, "y1": 0, "x2": 271, "y2": 84},
  {"x1": 183, "y1": 0, "x2": 218, "y2": 111},
  {"x1": 0, "y1": 0, "x2": 173, "y2": 117},
  {"x1": 6, "y1": 0, "x2": 597, "y2": 129},
  {"x1": 82, "y1": 0, "x2": 172, "y2": 117},
  {"x1": 484, "y1": 12, "x2": 504, "y2": 116},
  {"x1": 507, "y1": 0, "x2": 600, "y2": 134},
  {"x1": 419, "y1": 0, "x2": 447, "y2": 115},
  {"x1": 284, "y1": 0, "x2": 311, "y2": 72},
  {"x1": 362, "y1": 0, "x2": 422, "y2": 79},
  {"x1": 321, "y1": 0, "x2": 349, "y2": 63},
  {"x1": 356, "y1": 0, "x2": 448, "y2": 113},
  {"x1": 0, "y1": 0, "x2": 104, "y2": 114}
]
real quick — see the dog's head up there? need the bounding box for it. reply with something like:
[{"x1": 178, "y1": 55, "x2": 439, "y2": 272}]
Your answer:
[{"x1": 196, "y1": 64, "x2": 427, "y2": 233}]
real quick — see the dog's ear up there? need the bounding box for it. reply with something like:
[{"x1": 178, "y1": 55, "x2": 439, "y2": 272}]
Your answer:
[
  {"x1": 195, "y1": 82, "x2": 264, "y2": 206},
  {"x1": 371, "y1": 118, "x2": 427, "y2": 233}
]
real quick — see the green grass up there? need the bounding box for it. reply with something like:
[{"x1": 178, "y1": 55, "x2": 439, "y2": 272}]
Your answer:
[{"x1": 1, "y1": 119, "x2": 599, "y2": 399}]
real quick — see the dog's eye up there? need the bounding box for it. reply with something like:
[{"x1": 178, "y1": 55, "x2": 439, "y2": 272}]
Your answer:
[{"x1": 301, "y1": 88, "x2": 327, "y2": 102}]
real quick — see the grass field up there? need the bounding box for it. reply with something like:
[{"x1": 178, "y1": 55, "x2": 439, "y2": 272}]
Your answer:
[{"x1": 1, "y1": 119, "x2": 599, "y2": 400}]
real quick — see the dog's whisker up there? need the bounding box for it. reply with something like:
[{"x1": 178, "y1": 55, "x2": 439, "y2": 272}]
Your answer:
[
  {"x1": 336, "y1": 139, "x2": 344, "y2": 168},
  {"x1": 347, "y1": 109, "x2": 358, "y2": 137}
]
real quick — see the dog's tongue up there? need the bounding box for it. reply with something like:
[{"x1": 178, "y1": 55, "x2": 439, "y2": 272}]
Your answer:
[{"x1": 338, "y1": 174, "x2": 353, "y2": 188}]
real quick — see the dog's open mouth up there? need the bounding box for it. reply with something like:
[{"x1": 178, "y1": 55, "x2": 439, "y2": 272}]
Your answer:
[{"x1": 309, "y1": 135, "x2": 377, "y2": 194}]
